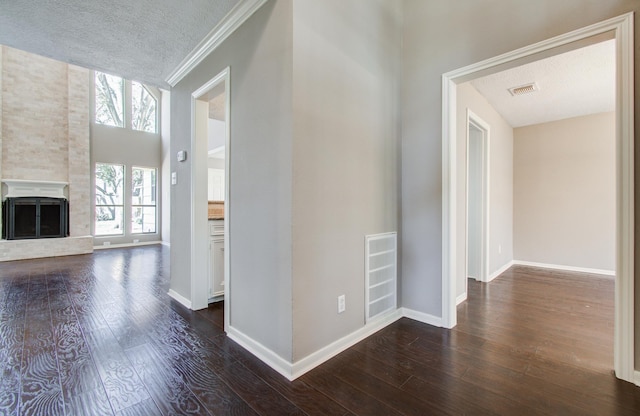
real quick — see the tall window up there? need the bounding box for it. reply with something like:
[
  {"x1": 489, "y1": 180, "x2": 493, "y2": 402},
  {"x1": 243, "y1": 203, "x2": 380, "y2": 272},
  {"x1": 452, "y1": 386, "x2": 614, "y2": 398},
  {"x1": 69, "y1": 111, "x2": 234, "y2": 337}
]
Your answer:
[
  {"x1": 132, "y1": 167, "x2": 157, "y2": 234},
  {"x1": 132, "y1": 81, "x2": 157, "y2": 133},
  {"x1": 95, "y1": 72, "x2": 124, "y2": 127},
  {"x1": 95, "y1": 163, "x2": 125, "y2": 236},
  {"x1": 94, "y1": 71, "x2": 158, "y2": 133}
]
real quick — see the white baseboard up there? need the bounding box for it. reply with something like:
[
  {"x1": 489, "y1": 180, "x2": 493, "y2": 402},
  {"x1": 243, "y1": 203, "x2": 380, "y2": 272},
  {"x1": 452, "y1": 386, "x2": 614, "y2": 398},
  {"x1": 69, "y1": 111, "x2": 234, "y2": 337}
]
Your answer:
[
  {"x1": 456, "y1": 292, "x2": 467, "y2": 305},
  {"x1": 634, "y1": 370, "x2": 640, "y2": 387},
  {"x1": 227, "y1": 310, "x2": 403, "y2": 381},
  {"x1": 401, "y1": 307, "x2": 444, "y2": 327},
  {"x1": 227, "y1": 326, "x2": 295, "y2": 380},
  {"x1": 291, "y1": 310, "x2": 403, "y2": 379},
  {"x1": 161, "y1": 241, "x2": 170, "y2": 247},
  {"x1": 225, "y1": 307, "x2": 447, "y2": 381},
  {"x1": 94, "y1": 241, "x2": 163, "y2": 250},
  {"x1": 168, "y1": 289, "x2": 192, "y2": 309},
  {"x1": 488, "y1": 260, "x2": 515, "y2": 282},
  {"x1": 513, "y1": 260, "x2": 615, "y2": 277}
]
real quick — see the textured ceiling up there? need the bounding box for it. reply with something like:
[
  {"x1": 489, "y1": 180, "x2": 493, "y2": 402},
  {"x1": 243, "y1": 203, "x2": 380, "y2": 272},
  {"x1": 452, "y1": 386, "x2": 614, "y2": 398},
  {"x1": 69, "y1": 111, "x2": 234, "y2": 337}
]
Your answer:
[
  {"x1": 469, "y1": 40, "x2": 615, "y2": 128},
  {"x1": 0, "y1": 0, "x2": 241, "y2": 88}
]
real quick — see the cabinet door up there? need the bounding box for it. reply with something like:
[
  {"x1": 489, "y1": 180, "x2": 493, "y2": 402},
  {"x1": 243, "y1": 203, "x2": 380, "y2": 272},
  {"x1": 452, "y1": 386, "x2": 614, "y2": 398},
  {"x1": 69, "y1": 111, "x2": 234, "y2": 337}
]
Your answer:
[
  {"x1": 207, "y1": 168, "x2": 225, "y2": 201},
  {"x1": 209, "y1": 238, "x2": 216, "y2": 298},
  {"x1": 212, "y1": 237, "x2": 225, "y2": 296}
]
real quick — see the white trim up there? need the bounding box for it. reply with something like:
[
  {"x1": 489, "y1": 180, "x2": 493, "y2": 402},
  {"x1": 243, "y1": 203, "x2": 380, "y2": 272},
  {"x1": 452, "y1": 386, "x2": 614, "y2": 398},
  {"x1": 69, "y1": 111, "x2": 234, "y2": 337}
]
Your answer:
[
  {"x1": 161, "y1": 241, "x2": 170, "y2": 247},
  {"x1": 228, "y1": 307, "x2": 454, "y2": 381},
  {"x1": 166, "y1": 0, "x2": 267, "y2": 86},
  {"x1": 456, "y1": 293, "x2": 467, "y2": 306},
  {"x1": 191, "y1": 68, "x2": 231, "y2": 312},
  {"x1": 93, "y1": 241, "x2": 162, "y2": 250},
  {"x1": 488, "y1": 260, "x2": 514, "y2": 282},
  {"x1": 291, "y1": 309, "x2": 403, "y2": 380},
  {"x1": 465, "y1": 110, "x2": 491, "y2": 285},
  {"x1": 168, "y1": 289, "x2": 192, "y2": 309},
  {"x1": 2, "y1": 179, "x2": 68, "y2": 200},
  {"x1": 401, "y1": 307, "x2": 444, "y2": 328},
  {"x1": 442, "y1": 12, "x2": 634, "y2": 383},
  {"x1": 634, "y1": 371, "x2": 640, "y2": 387},
  {"x1": 513, "y1": 260, "x2": 615, "y2": 277}
]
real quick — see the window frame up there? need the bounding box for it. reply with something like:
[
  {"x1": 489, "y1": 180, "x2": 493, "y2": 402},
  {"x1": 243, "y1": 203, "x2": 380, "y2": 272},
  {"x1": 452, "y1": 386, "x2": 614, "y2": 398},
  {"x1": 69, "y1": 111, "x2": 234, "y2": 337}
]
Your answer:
[
  {"x1": 94, "y1": 163, "x2": 126, "y2": 237},
  {"x1": 92, "y1": 71, "x2": 160, "y2": 135},
  {"x1": 131, "y1": 166, "x2": 158, "y2": 235}
]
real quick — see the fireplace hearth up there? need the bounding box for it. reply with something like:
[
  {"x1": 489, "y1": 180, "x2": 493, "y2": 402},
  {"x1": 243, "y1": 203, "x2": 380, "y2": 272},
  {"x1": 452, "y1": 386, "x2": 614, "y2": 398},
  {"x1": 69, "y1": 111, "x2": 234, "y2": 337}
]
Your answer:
[{"x1": 2, "y1": 197, "x2": 69, "y2": 240}]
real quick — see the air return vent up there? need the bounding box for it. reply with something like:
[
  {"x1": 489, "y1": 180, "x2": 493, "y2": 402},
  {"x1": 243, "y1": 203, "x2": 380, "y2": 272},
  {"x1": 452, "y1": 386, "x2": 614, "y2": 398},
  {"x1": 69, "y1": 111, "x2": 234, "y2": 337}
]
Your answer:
[
  {"x1": 508, "y1": 82, "x2": 539, "y2": 96},
  {"x1": 365, "y1": 232, "x2": 397, "y2": 322}
]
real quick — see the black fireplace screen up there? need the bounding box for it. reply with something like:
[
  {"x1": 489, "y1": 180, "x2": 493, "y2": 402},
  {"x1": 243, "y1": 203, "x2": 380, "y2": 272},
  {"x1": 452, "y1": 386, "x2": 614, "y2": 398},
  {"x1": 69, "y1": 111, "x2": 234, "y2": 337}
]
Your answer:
[{"x1": 2, "y1": 197, "x2": 69, "y2": 240}]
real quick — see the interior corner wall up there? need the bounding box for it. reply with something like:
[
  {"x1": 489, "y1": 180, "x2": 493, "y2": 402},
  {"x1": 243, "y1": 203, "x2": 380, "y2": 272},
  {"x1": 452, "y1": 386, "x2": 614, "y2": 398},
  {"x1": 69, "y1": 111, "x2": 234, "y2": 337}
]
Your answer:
[
  {"x1": 170, "y1": 0, "x2": 294, "y2": 361},
  {"x1": 400, "y1": 0, "x2": 640, "y2": 364},
  {"x1": 455, "y1": 83, "x2": 513, "y2": 298},
  {"x1": 291, "y1": 0, "x2": 402, "y2": 361},
  {"x1": 513, "y1": 112, "x2": 615, "y2": 271}
]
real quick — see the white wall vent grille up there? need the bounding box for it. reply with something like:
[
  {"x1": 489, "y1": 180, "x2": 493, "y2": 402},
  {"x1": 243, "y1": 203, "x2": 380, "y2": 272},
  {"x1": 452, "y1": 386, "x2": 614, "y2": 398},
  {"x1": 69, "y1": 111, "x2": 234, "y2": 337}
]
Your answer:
[
  {"x1": 365, "y1": 232, "x2": 397, "y2": 322},
  {"x1": 508, "y1": 82, "x2": 538, "y2": 96}
]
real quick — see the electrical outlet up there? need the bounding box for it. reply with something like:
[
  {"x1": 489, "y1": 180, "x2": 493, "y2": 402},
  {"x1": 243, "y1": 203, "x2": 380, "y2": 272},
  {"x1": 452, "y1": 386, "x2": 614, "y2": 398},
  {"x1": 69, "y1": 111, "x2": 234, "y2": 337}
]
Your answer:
[
  {"x1": 338, "y1": 294, "x2": 346, "y2": 314},
  {"x1": 171, "y1": 172, "x2": 177, "y2": 185},
  {"x1": 133, "y1": 239, "x2": 139, "y2": 244},
  {"x1": 103, "y1": 241, "x2": 111, "y2": 247}
]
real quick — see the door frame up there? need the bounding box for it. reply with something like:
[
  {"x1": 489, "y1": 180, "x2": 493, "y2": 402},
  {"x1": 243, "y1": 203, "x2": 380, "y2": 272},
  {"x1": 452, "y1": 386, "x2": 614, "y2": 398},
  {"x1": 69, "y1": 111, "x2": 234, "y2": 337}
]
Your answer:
[
  {"x1": 441, "y1": 13, "x2": 634, "y2": 382},
  {"x1": 465, "y1": 109, "x2": 490, "y2": 289},
  {"x1": 190, "y1": 67, "x2": 231, "y2": 332}
]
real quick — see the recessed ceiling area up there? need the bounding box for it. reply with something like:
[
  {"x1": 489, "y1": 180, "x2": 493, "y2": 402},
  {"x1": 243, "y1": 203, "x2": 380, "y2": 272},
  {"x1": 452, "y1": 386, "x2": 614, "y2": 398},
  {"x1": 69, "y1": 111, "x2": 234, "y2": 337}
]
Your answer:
[
  {"x1": 469, "y1": 39, "x2": 615, "y2": 128},
  {"x1": 0, "y1": 0, "x2": 241, "y2": 87}
]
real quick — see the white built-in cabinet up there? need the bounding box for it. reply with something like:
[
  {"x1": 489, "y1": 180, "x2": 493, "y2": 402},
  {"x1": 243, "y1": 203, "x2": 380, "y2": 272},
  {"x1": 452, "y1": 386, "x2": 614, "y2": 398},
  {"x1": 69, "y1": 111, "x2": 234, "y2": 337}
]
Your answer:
[
  {"x1": 208, "y1": 220, "x2": 225, "y2": 301},
  {"x1": 207, "y1": 169, "x2": 225, "y2": 201}
]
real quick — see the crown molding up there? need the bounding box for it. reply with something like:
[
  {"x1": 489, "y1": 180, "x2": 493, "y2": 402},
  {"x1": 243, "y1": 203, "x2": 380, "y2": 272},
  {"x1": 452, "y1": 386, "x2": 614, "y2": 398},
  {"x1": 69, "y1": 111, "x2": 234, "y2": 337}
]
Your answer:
[{"x1": 166, "y1": 0, "x2": 268, "y2": 86}]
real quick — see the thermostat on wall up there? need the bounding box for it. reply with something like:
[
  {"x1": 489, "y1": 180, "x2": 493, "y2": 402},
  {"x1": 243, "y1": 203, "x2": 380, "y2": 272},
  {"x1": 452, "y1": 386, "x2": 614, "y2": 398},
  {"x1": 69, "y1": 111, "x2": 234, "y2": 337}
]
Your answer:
[{"x1": 177, "y1": 150, "x2": 187, "y2": 162}]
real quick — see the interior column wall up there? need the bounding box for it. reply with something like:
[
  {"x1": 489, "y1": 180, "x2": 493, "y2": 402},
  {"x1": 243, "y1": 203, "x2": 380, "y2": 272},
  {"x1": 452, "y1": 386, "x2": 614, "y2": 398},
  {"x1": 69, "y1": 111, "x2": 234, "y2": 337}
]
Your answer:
[{"x1": 291, "y1": 0, "x2": 402, "y2": 361}]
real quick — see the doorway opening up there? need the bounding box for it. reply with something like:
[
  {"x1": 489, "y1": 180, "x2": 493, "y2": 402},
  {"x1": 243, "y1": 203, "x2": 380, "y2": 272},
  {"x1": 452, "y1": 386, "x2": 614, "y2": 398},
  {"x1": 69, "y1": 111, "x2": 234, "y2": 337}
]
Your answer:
[
  {"x1": 442, "y1": 14, "x2": 634, "y2": 382},
  {"x1": 465, "y1": 111, "x2": 489, "y2": 295},
  {"x1": 191, "y1": 68, "x2": 231, "y2": 332}
]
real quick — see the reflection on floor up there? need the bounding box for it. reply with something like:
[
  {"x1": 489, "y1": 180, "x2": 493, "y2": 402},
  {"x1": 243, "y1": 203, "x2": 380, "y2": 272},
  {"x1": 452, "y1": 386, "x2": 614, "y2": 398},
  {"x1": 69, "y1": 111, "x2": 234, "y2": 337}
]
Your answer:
[{"x1": 1, "y1": 246, "x2": 639, "y2": 415}]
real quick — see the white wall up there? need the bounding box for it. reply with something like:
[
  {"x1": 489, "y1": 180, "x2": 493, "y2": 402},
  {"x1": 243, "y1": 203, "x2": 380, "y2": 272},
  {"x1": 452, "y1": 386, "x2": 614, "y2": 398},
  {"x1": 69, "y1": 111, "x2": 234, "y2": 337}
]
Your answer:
[
  {"x1": 514, "y1": 112, "x2": 615, "y2": 272},
  {"x1": 291, "y1": 0, "x2": 402, "y2": 361},
  {"x1": 456, "y1": 83, "x2": 513, "y2": 298}
]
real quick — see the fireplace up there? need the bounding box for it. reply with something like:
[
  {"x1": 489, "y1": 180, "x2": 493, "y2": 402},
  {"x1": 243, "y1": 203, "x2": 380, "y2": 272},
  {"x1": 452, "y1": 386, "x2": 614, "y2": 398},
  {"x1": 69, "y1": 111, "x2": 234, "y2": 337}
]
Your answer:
[{"x1": 2, "y1": 197, "x2": 69, "y2": 240}]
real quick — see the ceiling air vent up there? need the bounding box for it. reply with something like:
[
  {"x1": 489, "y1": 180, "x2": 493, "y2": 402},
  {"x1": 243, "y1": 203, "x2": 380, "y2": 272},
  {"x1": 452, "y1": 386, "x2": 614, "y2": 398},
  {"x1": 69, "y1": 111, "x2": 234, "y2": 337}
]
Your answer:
[{"x1": 508, "y1": 82, "x2": 538, "y2": 96}]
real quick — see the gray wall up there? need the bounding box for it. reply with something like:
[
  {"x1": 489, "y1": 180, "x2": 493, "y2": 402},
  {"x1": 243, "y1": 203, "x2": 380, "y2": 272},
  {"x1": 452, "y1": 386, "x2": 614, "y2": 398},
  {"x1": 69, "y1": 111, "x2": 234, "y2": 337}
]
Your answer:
[
  {"x1": 456, "y1": 82, "x2": 514, "y2": 298},
  {"x1": 401, "y1": 0, "x2": 640, "y2": 366},
  {"x1": 514, "y1": 112, "x2": 615, "y2": 271},
  {"x1": 291, "y1": 0, "x2": 402, "y2": 361},
  {"x1": 170, "y1": 1, "x2": 294, "y2": 360}
]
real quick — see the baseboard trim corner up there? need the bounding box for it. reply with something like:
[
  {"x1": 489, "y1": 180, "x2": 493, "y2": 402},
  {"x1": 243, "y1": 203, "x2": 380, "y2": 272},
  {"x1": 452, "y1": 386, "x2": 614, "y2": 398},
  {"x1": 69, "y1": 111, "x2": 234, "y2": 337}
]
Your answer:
[
  {"x1": 634, "y1": 370, "x2": 640, "y2": 387},
  {"x1": 488, "y1": 260, "x2": 514, "y2": 282},
  {"x1": 456, "y1": 292, "x2": 467, "y2": 305},
  {"x1": 401, "y1": 307, "x2": 444, "y2": 327},
  {"x1": 227, "y1": 326, "x2": 295, "y2": 380},
  {"x1": 168, "y1": 289, "x2": 192, "y2": 309}
]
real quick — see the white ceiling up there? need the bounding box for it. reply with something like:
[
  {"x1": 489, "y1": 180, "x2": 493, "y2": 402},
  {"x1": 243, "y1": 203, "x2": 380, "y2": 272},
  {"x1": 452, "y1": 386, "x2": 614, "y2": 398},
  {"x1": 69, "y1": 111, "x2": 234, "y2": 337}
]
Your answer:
[
  {"x1": 0, "y1": 0, "x2": 240, "y2": 88},
  {"x1": 469, "y1": 39, "x2": 615, "y2": 128}
]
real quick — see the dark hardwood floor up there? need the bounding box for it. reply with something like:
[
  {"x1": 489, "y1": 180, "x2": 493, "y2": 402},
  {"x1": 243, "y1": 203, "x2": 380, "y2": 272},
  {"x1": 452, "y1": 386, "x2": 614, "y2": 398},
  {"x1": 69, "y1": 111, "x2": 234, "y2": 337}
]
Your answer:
[{"x1": 1, "y1": 245, "x2": 639, "y2": 415}]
